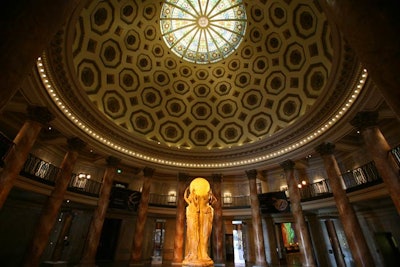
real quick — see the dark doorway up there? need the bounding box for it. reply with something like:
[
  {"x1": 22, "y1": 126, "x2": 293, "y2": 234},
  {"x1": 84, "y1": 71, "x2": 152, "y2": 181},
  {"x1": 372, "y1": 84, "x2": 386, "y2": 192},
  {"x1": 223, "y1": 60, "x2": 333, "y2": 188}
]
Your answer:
[
  {"x1": 225, "y1": 234, "x2": 234, "y2": 262},
  {"x1": 96, "y1": 218, "x2": 122, "y2": 261},
  {"x1": 375, "y1": 232, "x2": 400, "y2": 267}
]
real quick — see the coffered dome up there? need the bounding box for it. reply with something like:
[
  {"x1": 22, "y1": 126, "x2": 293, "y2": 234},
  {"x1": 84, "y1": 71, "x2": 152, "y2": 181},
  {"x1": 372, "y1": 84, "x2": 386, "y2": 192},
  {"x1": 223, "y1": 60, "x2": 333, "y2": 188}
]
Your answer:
[{"x1": 38, "y1": 0, "x2": 364, "y2": 173}]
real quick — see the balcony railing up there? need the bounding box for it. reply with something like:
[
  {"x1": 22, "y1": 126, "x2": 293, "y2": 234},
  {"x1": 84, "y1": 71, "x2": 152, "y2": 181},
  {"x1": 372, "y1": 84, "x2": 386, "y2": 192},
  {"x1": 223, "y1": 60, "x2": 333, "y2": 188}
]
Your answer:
[
  {"x1": 391, "y1": 144, "x2": 400, "y2": 168},
  {"x1": 11, "y1": 142, "x2": 395, "y2": 207},
  {"x1": 21, "y1": 153, "x2": 60, "y2": 185},
  {"x1": 147, "y1": 193, "x2": 250, "y2": 208},
  {"x1": 221, "y1": 195, "x2": 250, "y2": 208},
  {"x1": 68, "y1": 173, "x2": 102, "y2": 197},
  {"x1": 149, "y1": 193, "x2": 177, "y2": 207},
  {"x1": 341, "y1": 161, "x2": 382, "y2": 191},
  {"x1": 20, "y1": 153, "x2": 102, "y2": 197},
  {"x1": 299, "y1": 179, "x2": 332, "y2": 200},
  {"x1": 300, "y1": 161, "x2": 382, "y2": 201}
]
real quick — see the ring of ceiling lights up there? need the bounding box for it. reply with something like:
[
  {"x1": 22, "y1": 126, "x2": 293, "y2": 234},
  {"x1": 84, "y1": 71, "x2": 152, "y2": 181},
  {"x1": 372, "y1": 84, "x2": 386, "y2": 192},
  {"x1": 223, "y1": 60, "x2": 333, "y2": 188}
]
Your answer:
[
  {"x1": 36, "y1": 57, "x2": 367, "y2": 169},
  {"x1": 160, "y1": 0, "x2": 247, "y2": 64}
]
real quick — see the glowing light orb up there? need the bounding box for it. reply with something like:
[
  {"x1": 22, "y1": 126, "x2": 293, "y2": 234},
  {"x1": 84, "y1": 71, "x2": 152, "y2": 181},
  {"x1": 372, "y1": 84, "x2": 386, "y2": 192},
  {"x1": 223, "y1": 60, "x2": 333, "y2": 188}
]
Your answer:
[{"x1": 190, "y1": 177, "x2": 211, "y2": 196}]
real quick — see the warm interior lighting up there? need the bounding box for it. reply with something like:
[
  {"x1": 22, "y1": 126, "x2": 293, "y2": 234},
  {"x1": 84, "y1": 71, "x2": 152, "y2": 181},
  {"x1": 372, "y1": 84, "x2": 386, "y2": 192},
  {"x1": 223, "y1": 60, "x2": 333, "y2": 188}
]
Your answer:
[
  {"x1": 223, "y1": 192, "x2": 233, "y2": 204},
  {"x1": 38, "y1": 54, "x2": 368, "y2": 169},
  {"x1": 160, "y1": 0, "x2": 247, "y2": 64},
  {"x1": 190, "y1": 177, "x2": 210, "y2": 196}
]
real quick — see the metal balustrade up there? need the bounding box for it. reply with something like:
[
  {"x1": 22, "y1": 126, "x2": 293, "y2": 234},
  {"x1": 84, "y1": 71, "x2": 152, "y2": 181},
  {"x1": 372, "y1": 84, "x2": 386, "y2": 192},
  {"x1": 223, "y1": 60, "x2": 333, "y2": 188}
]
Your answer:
[
  {"x1": 20, "y1": 153, "x2": 102, "y2": 197},
  {"x1": 68, "y1": 173, "x2": 102, "y2": 197},
  {"x1": 341, "y1": 161, "x2": 381, "y2": 191},
  {"x1": 149, "y1": 193, "x2": 177, "y2": 207},
  {"x1": 21, "y1": 153, "x2": 60, "y2": 185},
  {"x1": 13, "y1": 142, "x2": 393, "y2": 206},
  {"x1": 221, "y1": 195, "x2": 250, "y2": 208},
  {"x1": 391, "y1": 144, "x2": 400, "y2": 167},
  {"x1": 299, "y1": 179, "x2": 332, "y2": 200},
  {"x1": 147, "y1": 193, "x2": 250, "y2": 208},
  {"x1": 300, "y1": 161, "x2": 382, "y2": 201}
]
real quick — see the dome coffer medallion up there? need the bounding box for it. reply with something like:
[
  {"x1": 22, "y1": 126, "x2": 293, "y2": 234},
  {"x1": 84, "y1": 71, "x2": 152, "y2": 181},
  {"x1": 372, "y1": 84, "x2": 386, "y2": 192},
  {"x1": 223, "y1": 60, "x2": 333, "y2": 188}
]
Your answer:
[{"x1": 40, "y1": 0, "x2": 362, "y2": 167}]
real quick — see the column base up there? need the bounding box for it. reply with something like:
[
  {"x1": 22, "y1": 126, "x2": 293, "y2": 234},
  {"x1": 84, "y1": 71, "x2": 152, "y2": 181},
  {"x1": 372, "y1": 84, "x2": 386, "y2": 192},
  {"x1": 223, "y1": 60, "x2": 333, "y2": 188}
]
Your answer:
[{"x1": 213, "y1": 263, "x2": 226, "y2": 267}]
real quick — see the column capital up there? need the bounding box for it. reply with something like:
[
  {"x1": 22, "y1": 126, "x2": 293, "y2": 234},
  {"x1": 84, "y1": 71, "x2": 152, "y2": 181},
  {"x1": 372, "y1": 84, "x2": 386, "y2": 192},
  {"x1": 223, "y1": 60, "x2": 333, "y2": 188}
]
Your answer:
[
  {"x1": 106, "y1": 156, "x2": 121, "y2": 166},
  {"x1": 67, "y1": 137, "x2": 86, "y2": 152},
  {"x1": 143, "y1": 167, "x2": 155, "y2": 178},
  {"x1": 212, "y1": 173, "x2": 222, "y2": 183},
  {"x1": 245, "y1": 169, "x2": 258, "y2": 180},
  {"x1": 280, "y1": 160, "x2": 295, "y2": 171},
  {"x1": 27, "y1": 105, "x2": 54, "y2": 125},
  {"x1": 315, "y1": 142, "x2": 336, "y2": 156},
  {"x1": 350, "y1": 111, "x2": 379, "y2": 130}
]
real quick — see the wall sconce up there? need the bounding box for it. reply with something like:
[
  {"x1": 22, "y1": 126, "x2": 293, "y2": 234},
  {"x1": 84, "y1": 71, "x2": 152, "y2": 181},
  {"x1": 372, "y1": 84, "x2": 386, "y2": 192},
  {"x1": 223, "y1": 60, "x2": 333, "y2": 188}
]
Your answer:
[
  {"x1": 223, "y1": 192, "x2": 232, "y2": 204},
  {"x1": 74, "y1": 173, "x2": 91, "y2": 189},
  {"x1": 78, "y1": 173, "x2": 91, "y2": 179},
  {"x1": 168, "y1": 191, "x2": 176, "y2": 203}
]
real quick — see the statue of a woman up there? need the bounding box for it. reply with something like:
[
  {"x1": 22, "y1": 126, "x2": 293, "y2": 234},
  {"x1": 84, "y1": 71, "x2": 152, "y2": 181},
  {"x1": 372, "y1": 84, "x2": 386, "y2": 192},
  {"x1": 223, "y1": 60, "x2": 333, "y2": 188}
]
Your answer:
[
  {"x1": 184, "y1": 186, "x2": 199, "y2": 261},
  {"x1": 182, "y1": 178, "x2": 215, "y2": 267}
]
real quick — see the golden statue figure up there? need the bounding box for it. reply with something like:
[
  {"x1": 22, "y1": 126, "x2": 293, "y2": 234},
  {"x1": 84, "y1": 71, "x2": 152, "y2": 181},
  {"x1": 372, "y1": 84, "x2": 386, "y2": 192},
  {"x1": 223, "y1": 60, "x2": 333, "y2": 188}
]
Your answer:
[{"x1": 182, "y1": 177, "x2": 215, "y2": 267}]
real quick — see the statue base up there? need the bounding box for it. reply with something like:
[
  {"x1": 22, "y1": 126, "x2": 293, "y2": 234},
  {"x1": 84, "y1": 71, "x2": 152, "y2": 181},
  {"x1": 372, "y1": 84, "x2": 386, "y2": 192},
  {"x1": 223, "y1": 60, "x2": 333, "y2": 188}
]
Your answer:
[{"x1": 182, "y1": 259, "x2": 214, "y2": 267}]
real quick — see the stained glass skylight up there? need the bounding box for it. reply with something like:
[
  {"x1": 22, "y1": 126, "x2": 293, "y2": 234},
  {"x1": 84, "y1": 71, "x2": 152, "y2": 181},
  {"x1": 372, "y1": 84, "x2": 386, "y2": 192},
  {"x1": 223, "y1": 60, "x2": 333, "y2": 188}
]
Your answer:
[{"x1": 160, "y1": 0, "x2": 247, "y2": 64}]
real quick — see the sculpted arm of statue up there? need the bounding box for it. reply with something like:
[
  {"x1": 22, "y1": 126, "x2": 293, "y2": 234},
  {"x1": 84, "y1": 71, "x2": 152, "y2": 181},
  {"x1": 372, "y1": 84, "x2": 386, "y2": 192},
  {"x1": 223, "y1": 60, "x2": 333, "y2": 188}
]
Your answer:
[
  {"x1": 184, "y1": 186, "x2": 190, "y2": 204},
  {"x1": 209, "y1": 190, "x2": 217, "y2": 206}
]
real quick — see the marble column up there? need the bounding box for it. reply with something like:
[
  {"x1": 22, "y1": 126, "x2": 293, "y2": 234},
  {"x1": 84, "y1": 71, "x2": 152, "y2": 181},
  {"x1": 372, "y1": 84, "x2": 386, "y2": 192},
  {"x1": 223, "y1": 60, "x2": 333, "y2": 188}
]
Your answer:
[
  {"x1": 0, "y1": 106, "x2": 54, "y2": 208},
  {"x1": 212, "y1": 174, "x2": 224, "y2": 266},
  {"x1": 0, "y1": 0, "x2": 79, "y2": 111},
  {"x1": 324, "y1": 219, "x2": 346, "y2": 267},
  {"x1": 350, "y1": 111, "x2": 400, "y2": 214},
  {"x1": 321, "y1": 0, "x2": 400, "y2": 119},
  {"x1": 245, "y1": 169, "x2": 268, "y2": 267},
  {"x1": 80, "y1": 156, "x2": 121, "y2": 267},
  {"x1": 172, "y1": 172, "x2": 188, "y2": 265},
  {"x1": 23, "y1": 137, "x2": 86, "y2": 267},
  {"x1": 52, "y1": 211, "x2": 74, "y2": 261},
  {"x1": 130, "y1": 167, "x2": 155, "y2": 265},
  {"x1": 306, "y1": 214, "x2": 330, "y2": 267},
  {"x1": 280, "y1": 160, "x2": 316, "y2": 267},
  {"x1": 262, "y1": 216, "x2": 278, "y2": 265},
  {"x1": 315, "y1": 142, "x2": 374, "y2": 267}
]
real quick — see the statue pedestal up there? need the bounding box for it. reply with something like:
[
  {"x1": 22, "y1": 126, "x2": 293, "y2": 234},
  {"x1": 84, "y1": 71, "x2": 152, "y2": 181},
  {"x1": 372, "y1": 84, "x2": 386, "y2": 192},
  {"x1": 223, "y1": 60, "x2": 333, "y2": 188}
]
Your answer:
[{"x1": 182, "y1": 259, "x2": 214, "y2": 267}]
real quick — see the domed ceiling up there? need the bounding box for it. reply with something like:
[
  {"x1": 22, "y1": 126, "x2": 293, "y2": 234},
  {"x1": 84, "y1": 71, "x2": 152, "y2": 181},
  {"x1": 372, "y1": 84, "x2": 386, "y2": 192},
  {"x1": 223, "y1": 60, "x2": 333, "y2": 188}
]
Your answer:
[{"x1": 39, "y1": 0, "x2": 364, "y2": 171}]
